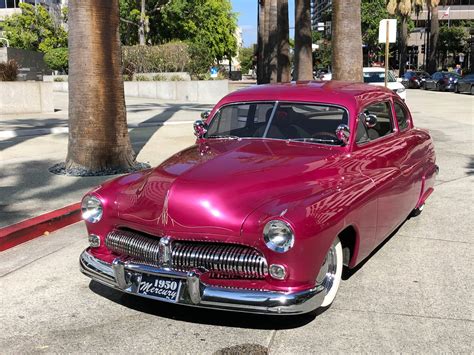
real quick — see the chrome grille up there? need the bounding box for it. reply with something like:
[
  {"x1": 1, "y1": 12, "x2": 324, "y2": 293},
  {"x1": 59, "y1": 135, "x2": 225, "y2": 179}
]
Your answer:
[
  {"x1": 105, "y1": 230, "x2": 268, "y2": 279},
  {"x1": 106, "y1": 230, "x2": 162, "y2": 262},
  {"x1": 171, "y1": 241, "x2": 268, "y2": 278}
]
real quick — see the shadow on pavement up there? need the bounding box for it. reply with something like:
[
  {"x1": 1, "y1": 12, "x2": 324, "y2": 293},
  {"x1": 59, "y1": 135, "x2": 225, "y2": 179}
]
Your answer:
[{"x1": 89, "y1": 280, "x2": 325, "y2": 330}]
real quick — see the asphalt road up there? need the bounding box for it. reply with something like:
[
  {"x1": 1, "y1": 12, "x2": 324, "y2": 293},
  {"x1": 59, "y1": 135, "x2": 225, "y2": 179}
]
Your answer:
[{"x1": 1, "y1": 89, "x2": 473, "y2": 353}]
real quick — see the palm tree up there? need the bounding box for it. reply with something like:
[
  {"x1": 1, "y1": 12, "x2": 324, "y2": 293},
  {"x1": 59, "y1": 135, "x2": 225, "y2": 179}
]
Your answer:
[
  {"x1": 294, "y1": 0, "x2": 313, "y2": 81},
  {"x1": 277, "y1": 0, "x2": 291, "y2": 82},
  {"x1": 332, "y1": 0, "x2": 363, "y2": 81},
  {"x1": 427, "y1": 0, "x2": 441, "y2": 73},
  {"x1": 257, "y1": 0, "x2": 290, "y2": 84},
  {"x1": 66, "y1": 0, "x2": 136, "y2": 174},
  {"x1": 387, "y1": 0, "x2": 423, "y2": 77}
]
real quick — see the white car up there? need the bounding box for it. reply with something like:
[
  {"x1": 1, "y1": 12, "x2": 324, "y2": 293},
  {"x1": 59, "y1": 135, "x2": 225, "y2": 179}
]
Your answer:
[{"x1": 321, "y1": 67, "x2": 407, "y2": 100}]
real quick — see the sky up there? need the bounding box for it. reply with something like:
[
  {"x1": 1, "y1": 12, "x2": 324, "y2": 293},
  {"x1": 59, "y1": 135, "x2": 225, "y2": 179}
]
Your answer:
[{"x1": 231, "y1": 0, "x2": 295, "y2": 47}]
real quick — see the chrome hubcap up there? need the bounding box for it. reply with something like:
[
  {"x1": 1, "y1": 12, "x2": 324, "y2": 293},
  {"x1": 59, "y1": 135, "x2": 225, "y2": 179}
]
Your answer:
[{"x1": 316, "y1": 245, "x2": 337, "y2": 292}]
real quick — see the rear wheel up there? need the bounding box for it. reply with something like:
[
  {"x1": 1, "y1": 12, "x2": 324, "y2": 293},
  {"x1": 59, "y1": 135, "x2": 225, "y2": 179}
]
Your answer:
[
  {"x1": 317, "y1": 237, "x2": 343, "y2": 307},
  {"x1": 471, "y1": 85, "x2": 474, "y2": 95}
]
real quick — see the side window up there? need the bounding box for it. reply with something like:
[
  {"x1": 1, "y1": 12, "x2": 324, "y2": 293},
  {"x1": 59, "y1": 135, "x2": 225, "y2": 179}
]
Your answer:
[
  {"x1": 394, "y1": 102, "x2": 409, "y2": 131},
  {"x1": 356, "y1": 101, "x2": 394, "y2": 144}
]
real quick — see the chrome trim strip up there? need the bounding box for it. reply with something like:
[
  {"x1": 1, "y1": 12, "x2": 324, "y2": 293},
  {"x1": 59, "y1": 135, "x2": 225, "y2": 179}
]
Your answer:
[
  {"x1": 79, "y1": 249, "x2": 325, "y2": 315},
  {"x1": 262, "y1": 101, "x2": 279, "y2": 138}
]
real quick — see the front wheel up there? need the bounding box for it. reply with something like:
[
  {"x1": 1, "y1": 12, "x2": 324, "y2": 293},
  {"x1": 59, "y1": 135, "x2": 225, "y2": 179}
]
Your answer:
[
  {"x1": 470, "y1": 85, "x2": 474, "y2": 95},
  {"x1": 316, "y1": 237, "x2": 343, "y2": 307}
]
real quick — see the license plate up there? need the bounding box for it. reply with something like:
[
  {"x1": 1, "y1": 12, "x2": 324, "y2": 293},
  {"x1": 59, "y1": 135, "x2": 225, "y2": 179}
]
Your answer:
[{"x1": 137, "y1": 274, "x2": 182, "y2": 303}]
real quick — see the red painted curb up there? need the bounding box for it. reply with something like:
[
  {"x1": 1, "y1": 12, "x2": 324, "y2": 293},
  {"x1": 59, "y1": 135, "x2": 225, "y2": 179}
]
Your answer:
[{"x1": 0, "y1": 203, "x2": 82, "y2": 252}]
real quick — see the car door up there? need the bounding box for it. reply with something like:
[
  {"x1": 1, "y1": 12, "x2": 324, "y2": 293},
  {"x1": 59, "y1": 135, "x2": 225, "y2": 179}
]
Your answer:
[{"x1": 351, "y1": 100, "x2": 409, "y2": 246}]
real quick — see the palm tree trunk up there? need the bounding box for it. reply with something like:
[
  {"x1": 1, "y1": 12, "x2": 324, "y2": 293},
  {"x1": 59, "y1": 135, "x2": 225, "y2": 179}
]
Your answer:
[
  {"x1": 427, "y1": 4, "x2": 439, "y2": 73},
  {"x1": 294, "y1": 0, "x2": 313, "y2": 81},
  {"x1": 268, "y1": 0, "x2": 279, "y2": 83},
  {"x1": 399, "y1": 15, "x2": 408, "y2": 76},
  {"x1": 277, "y1": 0, "x2": 290, "y2": 82},
  {"x1": 139, "y1": 0, "x2": 146, "y2": 45},
  {"x1": 257, "y1": 0, "x2": 266, "y2": 84},
  {"x1": 66, "y1": 0, "x2": 135, "y2": 174},
  {"x1": 331, "y1": 0, "x2": 363, "y2": 82}
]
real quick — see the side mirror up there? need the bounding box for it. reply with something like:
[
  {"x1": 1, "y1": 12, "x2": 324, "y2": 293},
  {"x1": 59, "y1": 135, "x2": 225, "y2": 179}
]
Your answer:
[
  {"x1": 335, "y1": 124, "x2": 350, "y2": 145},
  {"x1": 193, "y1": 120, "x2": 208, "y2": 138},
  {"x1": 359, "y1": 112, "x2": 377, "y2": 128},
  {"x1": 201, "y1": 111, "x2": 211, "y2": 120}
]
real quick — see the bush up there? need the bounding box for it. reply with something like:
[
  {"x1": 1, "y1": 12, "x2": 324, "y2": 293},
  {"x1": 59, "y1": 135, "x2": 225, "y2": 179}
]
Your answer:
[
  {"x1": 44, "y1": 48, "x2": 69, "y2": 73},
  {"x1": 135, "y1": 75, "x2": 151, "y2": 81},
  {"x1": 152, "y1": 74, "x2": 166, "y2": 81},
  {"x1": 122, "y1": 41, "x2": 191, "y2": 75},
  {"x1": 187, "y1": 40, "x2": 214, "y2": 77},
  {"x1": 0, "y1": 60, "x2": 19, "y2": 81},
  {"x1": 53, "y1": 77, "x2": 65, "y2": 82}
]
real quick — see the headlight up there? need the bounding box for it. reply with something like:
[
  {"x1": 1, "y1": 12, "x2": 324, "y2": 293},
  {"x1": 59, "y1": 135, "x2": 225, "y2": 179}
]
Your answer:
[
  {"x1": 263, "y1": 220, "x2": 294, "y2": 253},
  {"x1": 397, "y1": 87, "x2": 406, "y2": 93},
  {"x1": 81, "y1": 195, "x2": 103, "y2": 223}
]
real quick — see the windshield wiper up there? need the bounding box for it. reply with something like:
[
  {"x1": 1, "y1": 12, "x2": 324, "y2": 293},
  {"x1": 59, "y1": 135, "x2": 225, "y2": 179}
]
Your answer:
[
  {"x1": 289, "y1": 138, "x2": 342, "y2": 145},
  {"x1": 206, "y1": 135, "x2": 240, "y2": 140}
]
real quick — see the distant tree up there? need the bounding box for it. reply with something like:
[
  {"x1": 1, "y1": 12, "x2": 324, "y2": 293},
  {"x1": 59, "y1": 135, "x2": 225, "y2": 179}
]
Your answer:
[
  {"x1": 294, "y1": 0, "x2": 313, "y2": 80},
  {"x1": 239, "y1": 47, "x2": 255, "y2": 74},
  {"x1": 156, "y1": 0, "x2": 237, "y2": 62},
  {"x1": 332, "y1": 0, "x2": 363, "y2": 81},
  {"x1": 3, "y1": 3, "x2": 67, "y2": 52},
  {"x1": 361, "y1": 0, "x2": 388, "y2": 52},
  {"x1": 438, "y1": 25, "x2": 469, "y2": 66},
  {"x1": 65, "y1": 0, "x2": 136, "y2": 174}
]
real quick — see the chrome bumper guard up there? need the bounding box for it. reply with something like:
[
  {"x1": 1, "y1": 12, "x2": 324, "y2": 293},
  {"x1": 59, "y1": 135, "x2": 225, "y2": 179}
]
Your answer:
[{"x1": 79, "y1": 249, "x2": 325, "y2": 315}]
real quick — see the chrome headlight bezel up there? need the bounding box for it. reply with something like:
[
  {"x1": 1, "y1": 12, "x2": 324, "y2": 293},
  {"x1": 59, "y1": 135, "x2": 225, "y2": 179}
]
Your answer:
[
  {"x1": 397, "y1": 87, "x2": 406, "y2": 93},
  {"x1": 263, "y1": 220, "x2": 295, "y2": 253},
  {"x1": 81, "y1": 195, "x2": 103, "y2": 223}
]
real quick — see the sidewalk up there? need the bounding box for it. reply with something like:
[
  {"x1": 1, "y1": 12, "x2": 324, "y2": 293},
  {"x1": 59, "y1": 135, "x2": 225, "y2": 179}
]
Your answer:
[{"x1": 0, "y1": 93, "x2": 214, "y2": 228}]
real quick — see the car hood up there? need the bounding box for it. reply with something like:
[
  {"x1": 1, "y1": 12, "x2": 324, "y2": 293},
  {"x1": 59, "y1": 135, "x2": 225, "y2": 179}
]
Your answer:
[{"x1": 115, "y1": 139, "x2": 342, "y2": 236}]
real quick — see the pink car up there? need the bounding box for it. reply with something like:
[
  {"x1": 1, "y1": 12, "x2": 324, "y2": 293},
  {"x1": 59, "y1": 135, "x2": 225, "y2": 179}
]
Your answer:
[{"x1": 80, "y1": 81, "x2": 437, "y2": 314}]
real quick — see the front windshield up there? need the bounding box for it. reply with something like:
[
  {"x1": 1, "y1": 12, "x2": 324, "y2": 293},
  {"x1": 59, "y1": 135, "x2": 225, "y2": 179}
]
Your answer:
[
  {"x1": 205, "y1": 102, "x2": 348, "y2": 145},
  {"x1": 363, "y1": 71, "x2": 396, "y2": 83}
]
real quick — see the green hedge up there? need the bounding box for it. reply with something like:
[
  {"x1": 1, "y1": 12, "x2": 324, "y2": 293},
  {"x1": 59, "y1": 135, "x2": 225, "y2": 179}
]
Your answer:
[
  {"x1": 122, "y1": 41, "x2": 214, "y2": 77},
  {"x1": 44, "y1": 48, "x2": 69, "y2": 73}
]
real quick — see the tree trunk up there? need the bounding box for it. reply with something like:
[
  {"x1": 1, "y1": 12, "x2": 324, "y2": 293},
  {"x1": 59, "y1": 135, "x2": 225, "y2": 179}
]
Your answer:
[
  {"x1": 261, "y1": 0, "x2": 272, "y2": 83},
  {"x1": 257, "y1": 0, "x2": 266, "y2": 84},
  {"x1": 294, "y1": 0, "x2": 313, "y2": 81},
  {"x1": 139, "y1": 0, "x2": 146, "y2": 45},
  {"x1": 268, "y1": 0, "x2": 279, "y2": 83},
  {"x1": 427, "y1": 5, "x2": 439, "y2": 73},
  {"x1": 331, "y1": 0, "x2": 363, "y2": 82},
  {"x1": 66, "y1": 0, "x2": 136, "y2": 174},
  {"x1": 399, "y1": 15, "x2": 408, "y2": 77},
  {"x1": 277, "y1": 0, "x2": 290, "y2": 82}
]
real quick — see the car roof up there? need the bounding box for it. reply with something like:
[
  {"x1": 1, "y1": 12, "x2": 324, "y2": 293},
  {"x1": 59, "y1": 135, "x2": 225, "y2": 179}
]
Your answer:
[{"x1": 219, "y1": 81, "x2": 397, "y2": 112}]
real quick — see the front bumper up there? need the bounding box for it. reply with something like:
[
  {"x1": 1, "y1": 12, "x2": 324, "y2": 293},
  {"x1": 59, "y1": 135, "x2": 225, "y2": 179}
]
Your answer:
[{"x1": 80, "y1": 249, "x2": 325, "y2": 315}]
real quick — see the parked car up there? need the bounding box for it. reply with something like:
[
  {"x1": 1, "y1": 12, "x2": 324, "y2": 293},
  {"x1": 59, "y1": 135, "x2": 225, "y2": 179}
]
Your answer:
[
  {"x1": 322, "y1": 68, "x2": 406, "y2": 100},
  {"x1": 454, "y1": 74, "x2": 474, "y2": 95},
  {"x1": 79, "y1": 81, "x2": 437, "y2": 315},
  {"x1": 401, "y1": 70, "x2": 431, "y2": 89},
  {"x1": 423, "y1": 71, "x2": 461, "y2": 91}
]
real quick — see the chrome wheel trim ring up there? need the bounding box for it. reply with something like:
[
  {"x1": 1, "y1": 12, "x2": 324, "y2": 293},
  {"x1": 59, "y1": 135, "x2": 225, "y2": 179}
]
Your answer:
[{"x1": 316, "y1": 244, "x2": 338, "y2": 293}]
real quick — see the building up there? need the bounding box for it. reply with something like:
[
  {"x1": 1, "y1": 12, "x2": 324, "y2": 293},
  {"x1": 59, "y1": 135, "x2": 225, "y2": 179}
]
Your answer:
[
  {"x1": 0, "y1": 0, "x2": 66, "y2": 24},
  {"x1": 407, "y1": 0, "x2": 474, "y2": 69},
  {"x1": 311, "y1": 0, "x2": 332, "y2": 30}
]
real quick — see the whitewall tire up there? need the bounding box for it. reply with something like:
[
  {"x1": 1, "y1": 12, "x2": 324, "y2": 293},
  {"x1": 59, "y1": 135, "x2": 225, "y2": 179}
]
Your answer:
[{"x1": 316, "y1": 237, "x2": 343, "y2": 308}]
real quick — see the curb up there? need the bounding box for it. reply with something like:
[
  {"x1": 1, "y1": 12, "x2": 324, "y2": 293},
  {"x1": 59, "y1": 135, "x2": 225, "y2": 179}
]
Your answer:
[
  {"x1": 0, "y1": 120, "x2": 195, "y2": 139},
  {"x1": 0, "y1": 203, "x2": 81, "y2": 252}
]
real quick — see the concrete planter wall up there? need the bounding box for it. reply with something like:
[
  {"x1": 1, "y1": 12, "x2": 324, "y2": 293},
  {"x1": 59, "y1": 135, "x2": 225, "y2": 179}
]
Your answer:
[
  {"x1": 53, "y1": 80, "x2": 229, "y2": 104},
  {"x1": 0, "y1": 82, "x2": 54, "y2": 114}
]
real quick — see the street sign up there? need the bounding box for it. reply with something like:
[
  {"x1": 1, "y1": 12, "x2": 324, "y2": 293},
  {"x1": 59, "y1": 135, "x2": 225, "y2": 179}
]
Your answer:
[{"x1": 378, "y1": 19, "x2": 397, "y2": 43}]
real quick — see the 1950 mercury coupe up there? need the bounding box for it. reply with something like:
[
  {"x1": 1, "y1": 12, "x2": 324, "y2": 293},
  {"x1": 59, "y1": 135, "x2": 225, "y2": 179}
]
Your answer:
[{"x1": 79, "y1": 81, "x2": 437, "y2": 314}]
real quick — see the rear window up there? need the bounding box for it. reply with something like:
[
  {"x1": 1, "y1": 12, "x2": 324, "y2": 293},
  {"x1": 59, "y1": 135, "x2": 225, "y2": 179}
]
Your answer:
[{"x1": 363, "y1": 71, "x2": 396, "y2": 83}]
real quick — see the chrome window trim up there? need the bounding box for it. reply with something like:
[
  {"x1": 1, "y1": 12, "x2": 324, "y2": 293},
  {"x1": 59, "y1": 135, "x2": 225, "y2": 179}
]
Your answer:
[{"x1": 355, "y1": 100, "x2": 397, "y2": 147}]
